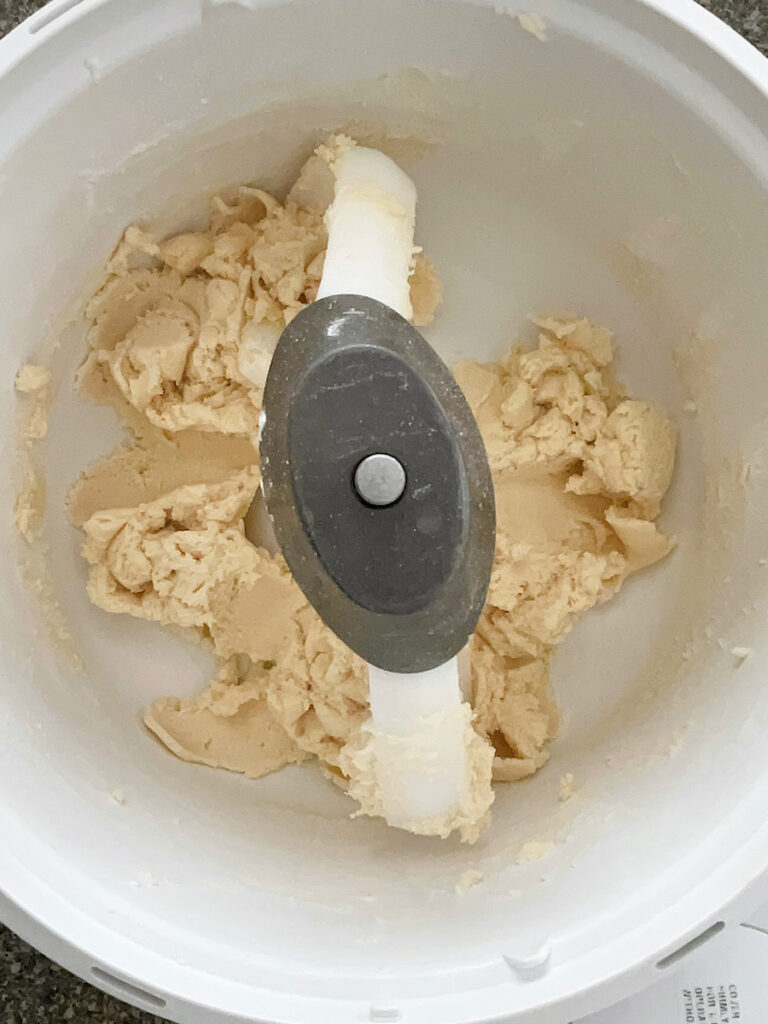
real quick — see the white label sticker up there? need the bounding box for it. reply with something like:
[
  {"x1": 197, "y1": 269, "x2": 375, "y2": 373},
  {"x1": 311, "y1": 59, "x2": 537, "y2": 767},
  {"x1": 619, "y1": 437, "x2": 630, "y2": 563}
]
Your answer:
[
  {"x1": 582, "y1": 923, "x2": 768, "y2": 1024},
  {"x1": 678, "y1": 982, "x2": 742, "y2": 1024}
]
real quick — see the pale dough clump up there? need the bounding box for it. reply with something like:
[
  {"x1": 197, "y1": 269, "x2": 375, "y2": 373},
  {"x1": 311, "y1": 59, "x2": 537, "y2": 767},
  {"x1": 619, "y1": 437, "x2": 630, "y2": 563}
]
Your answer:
[
  {"x1": 68, "y1": 140, "x2": 675, "y2": 841},
  {"x1": 79, "y1": 145, "x2": 441, "y2": 440},
  {"x1": 455, "y1": 314, "x2": 675, "y2": 782},
  {"x1": 79, "y1": 191, "x2": 326, "y2": 437}
]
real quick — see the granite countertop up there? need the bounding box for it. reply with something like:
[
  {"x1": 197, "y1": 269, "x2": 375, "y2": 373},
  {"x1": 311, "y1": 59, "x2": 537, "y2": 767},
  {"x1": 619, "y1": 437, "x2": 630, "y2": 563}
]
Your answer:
[{"x1": 1, "y1": 0, "x2": 767, "y2": 1020}]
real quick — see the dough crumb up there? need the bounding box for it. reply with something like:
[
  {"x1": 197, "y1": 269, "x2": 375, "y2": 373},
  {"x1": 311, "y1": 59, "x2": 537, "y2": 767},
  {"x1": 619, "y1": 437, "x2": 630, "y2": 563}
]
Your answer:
[
  {"x1": 559, "y1": 772, "x2": 574, "y2": 802},
  {"x1": 315, "y1": 132, "x2": 357, "y2": 173},
  {"x1": 516, "y1": 12, "x2": 548, "y2": 41},
  {"x1": 455, "y1": 868, "x2": 484, "y2": 893},
  {"x1": 15, "y1": 364, "x2": 51, "y2": 393},
  {"x1": 14, "y1": 465, "x2": 45, "y2": 542},
  {"x1": 517, "y1": 840, "x2": 554, "y2": 863},
  {"x1": 731, "y1": 646, "x2": 752, "y2": 660},
  {"x1": 110, "y1": 788, "x2": 125, "y2": 805},
  {"x1": 15, "y1": 363, "x2": 52, "y2": 440}
]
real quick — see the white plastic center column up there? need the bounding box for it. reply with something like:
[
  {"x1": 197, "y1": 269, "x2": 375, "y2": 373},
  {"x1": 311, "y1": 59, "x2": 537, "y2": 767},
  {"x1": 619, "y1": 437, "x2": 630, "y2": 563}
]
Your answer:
[
  {"x1": 367, "y1": 661, "x2": 469, "y2": 829},
  {"x1": 319, "y1": 142, "x2": 470, "y2": 831},
  {"x1": 317, "y1": 144, "x2": 416, "y2": 319}
]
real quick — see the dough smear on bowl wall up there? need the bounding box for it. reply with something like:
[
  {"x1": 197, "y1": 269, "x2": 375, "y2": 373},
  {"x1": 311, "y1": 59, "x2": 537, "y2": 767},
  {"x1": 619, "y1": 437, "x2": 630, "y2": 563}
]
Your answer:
[{"x1": 61, "y1": 135, "x2": 677, "y2": 841}]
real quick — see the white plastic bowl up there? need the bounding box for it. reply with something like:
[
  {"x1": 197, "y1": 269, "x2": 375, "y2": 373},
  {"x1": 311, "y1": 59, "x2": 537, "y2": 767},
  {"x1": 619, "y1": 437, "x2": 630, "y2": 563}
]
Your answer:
[{"x1": 2, "y1": 1, "x2": 768, "y2": 1022}]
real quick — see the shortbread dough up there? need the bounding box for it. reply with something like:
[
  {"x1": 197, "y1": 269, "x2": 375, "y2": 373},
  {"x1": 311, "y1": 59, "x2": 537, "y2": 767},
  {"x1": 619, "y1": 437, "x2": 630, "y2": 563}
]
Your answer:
[{"x1": 68, "y1": 139, "x2": 675, "y2": 841}]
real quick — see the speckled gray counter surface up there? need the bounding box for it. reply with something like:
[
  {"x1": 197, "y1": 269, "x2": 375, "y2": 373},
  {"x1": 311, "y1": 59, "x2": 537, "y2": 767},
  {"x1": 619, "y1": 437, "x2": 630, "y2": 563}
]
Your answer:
[{"x1": 1, "y1": 0, "x2": 767, "y2": 1021}]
